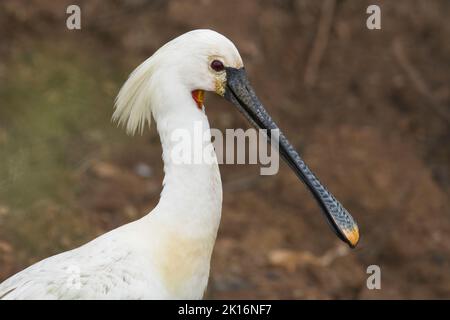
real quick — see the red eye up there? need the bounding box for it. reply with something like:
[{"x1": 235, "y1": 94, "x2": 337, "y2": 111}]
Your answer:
[{"x1": 211, "y1": 60, "x2": 224, "y2": 72}]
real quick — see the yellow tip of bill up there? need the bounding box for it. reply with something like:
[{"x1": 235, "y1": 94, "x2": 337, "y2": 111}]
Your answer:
[{"x1": 343, "y1": 224, "x2": 360, "y2": 248}]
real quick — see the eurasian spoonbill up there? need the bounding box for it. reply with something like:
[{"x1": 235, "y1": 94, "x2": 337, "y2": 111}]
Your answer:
[{"x1": 0, "y1": 29, "x2": 359, "y2": 299}]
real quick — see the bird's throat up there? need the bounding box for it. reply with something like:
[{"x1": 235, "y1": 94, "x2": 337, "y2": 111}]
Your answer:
[{"x1": 191, "y1": 90, "x2": 205, "y2": 110}]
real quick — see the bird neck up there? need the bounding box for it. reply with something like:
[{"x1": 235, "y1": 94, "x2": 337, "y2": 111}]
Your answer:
[
  {"x1": 131, "y1": 86, "x2": 222, "y2": 298},
  {"x1": 147, "y1": 96, "x2": 223, "y2": 236}
]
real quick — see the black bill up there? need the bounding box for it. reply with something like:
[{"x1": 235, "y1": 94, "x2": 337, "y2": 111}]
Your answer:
[{"x1": 224, "y1": 67, "x2": 359, "y2": 248}]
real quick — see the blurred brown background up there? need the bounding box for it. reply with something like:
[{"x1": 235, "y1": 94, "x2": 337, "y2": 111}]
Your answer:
[{"x1": 0, "y1": 0, "x2": 449, "y2": 299}]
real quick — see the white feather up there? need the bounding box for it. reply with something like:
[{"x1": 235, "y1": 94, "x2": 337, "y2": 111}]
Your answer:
[{"x1": 113, "y1": 58, "x2": 155, "y2": 135}]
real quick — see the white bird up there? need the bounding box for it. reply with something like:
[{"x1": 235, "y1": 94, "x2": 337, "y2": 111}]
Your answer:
[{"x1": 0, "y1": 29, "x2": 359, "y2": 300}]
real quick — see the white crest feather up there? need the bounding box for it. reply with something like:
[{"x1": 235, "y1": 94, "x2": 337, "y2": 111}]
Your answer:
[{"x1": 113, "y1": 57, "x2": 156, "y2": 135}]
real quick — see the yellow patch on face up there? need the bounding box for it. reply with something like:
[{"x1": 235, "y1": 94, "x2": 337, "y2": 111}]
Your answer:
[{"x1": 214, "y1": 72, "x2": 227, "y2": 96}]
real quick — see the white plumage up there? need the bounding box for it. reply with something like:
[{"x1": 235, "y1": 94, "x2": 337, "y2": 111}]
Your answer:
[{"x1": 0, "y1": 29, "x2": 242, "y2": 299}]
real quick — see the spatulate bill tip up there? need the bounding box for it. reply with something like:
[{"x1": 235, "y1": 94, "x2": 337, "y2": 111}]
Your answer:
[{"x1": 342, "y1": 224, "x2": 360, "y2": 248}]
